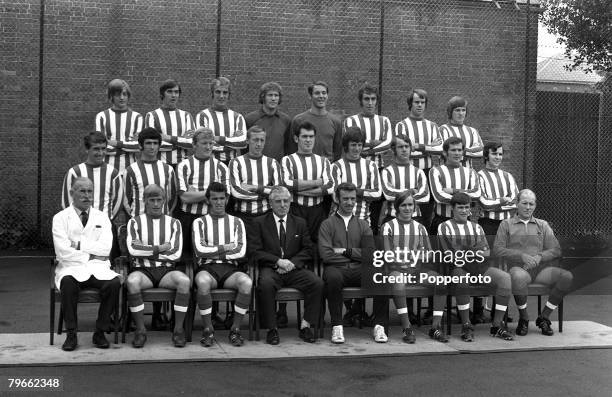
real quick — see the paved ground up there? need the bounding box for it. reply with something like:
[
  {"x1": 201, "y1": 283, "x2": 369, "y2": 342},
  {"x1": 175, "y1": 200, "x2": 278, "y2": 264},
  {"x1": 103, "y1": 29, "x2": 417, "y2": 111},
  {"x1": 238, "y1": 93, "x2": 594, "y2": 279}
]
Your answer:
[{"x1": 1, "y1": 254, "x2": 611, "y2": 396}]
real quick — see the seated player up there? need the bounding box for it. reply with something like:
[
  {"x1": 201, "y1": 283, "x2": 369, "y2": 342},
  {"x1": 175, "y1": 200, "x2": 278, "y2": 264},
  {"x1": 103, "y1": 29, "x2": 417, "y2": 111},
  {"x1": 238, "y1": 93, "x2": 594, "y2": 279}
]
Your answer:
[
  {"x1": 193, "y1": 182, "x2": 252, "y2": 347},
  {"x1": 493, "y1": 189, "x2": 573, "y2": 336},
  {"x1": 249, "y1": 186, "x2": 324, "y2": 345},
  {"x1": 381, "y1": 191, "x2": 448, "y2": 343},
  {"x1": 438, "y1": 192, "x2": 514, "y2": 342},
  {"x1": 52, "y1": 177, "x2": 121, "y2": 351},
  {"x1": 126, "y1": 184, "x2": 191, "y2": 348}
]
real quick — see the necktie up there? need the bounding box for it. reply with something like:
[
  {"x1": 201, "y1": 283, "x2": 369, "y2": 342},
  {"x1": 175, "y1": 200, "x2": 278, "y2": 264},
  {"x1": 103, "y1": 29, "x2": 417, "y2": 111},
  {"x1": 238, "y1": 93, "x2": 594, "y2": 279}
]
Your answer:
[
  {"x1": 80, "y1": 211, "x2": 89, "y2": 227},
  {"x1": 279, "y1": 219, "x2": 286, "y2": 254}
]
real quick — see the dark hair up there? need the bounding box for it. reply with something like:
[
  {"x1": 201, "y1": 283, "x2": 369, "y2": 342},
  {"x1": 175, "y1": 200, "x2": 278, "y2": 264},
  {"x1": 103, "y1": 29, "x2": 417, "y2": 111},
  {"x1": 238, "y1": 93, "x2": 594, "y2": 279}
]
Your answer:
[
  {"x1": 210, "y1": 77, "x2": 231, "y2": 97},
  {"x1": 443, "y1": 137, "x2": 464, "y2": 152},
  {"x1": 450, "y1": 192, "x2": 471, "y2": 206},
  {"x1": 308, "y1": 81, "x2": 329, "y2": 96},
  {"x1": 294, "y1": 120, "x2": 317, "y2": 138},
  {"x1": 390, "y1": 134, "x2": 412, "y2": 154},
  {"x1": 107, "y1": 79, "x2": 131, "y2": 100},
  {"x1": 84, "y1": 131, "x2": 107, "y2": 149},
  {"x1": 205, "y1": 181, "x2": 228, "y2": 199},
  {"x1": 483, "y1": 142, "x2": 503, "y2": 163},
  {"x1": 159, "y1": 79, "x2": 181, "y2": 100},
  {"x1": 407, "y1": 88, "x2": 427, "y2": 110},
  {"x1": 258, "y1": 81, "x2": 282, "y2": 105},
  {"x1": 358, "y1": 83, "x2": 378, "y2": 103},
  {"x1": 335, "y1": 182, "x2": 357, "y2": 198},
  {"x1": 394, "y1": 190, "x2": 414, "y2": 213},
  {"x1": 447, "y1": 96, "x2": 467, "y2": 119},
  {"x1": 138, "y1": 127, "x2": 162, "y2": 147},
  {"x1": 342, "y1": 126, "x2": 365, "y2": 151}
]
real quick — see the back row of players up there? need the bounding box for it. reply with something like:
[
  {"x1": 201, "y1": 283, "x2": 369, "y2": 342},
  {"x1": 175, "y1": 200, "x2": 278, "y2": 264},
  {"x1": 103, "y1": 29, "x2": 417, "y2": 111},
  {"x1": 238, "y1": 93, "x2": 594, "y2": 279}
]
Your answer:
[{"x1": 56, "y1": 78, "x2": 571, "y2": 350}]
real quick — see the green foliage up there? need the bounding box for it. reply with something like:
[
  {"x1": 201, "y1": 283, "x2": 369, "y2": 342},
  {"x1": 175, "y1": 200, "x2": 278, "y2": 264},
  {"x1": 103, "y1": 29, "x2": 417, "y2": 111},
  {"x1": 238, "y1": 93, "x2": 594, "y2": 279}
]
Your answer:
[{"x1": 540, "y1": 0, "x2": 612, "y2": 74}]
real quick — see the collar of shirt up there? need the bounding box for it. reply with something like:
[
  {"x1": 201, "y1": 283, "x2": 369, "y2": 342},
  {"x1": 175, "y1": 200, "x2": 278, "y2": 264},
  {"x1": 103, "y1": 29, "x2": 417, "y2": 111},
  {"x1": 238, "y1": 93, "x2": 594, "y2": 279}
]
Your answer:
[
  {"x1": 511, "y1": 215, "x2": 535, "y2": 224},
  {"x1": 258, "y1": 108, "x2": 279, "y2": 118},
  {"x1": 72, "y1": 206, "x2": 89, "y2": 217}
]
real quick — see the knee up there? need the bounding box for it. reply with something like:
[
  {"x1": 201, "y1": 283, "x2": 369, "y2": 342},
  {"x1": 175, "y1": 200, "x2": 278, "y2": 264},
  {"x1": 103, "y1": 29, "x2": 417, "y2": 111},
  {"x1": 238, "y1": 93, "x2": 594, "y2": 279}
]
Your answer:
[
  {"x1": 176, "y1": 274, "x2": 191, "y2": 293},
  {"x1": 324, "y1": 271, "x2": 342, "y2": 290},
  {"x1": 557, "y1": 270, "x2": 573, "y2": 291},
  {"x1": 126, "y1": 274, "x2": 141, "y2": 293},
  {"x1": 195, "y1": 275, "x2": 212, "y2": 294},
  {"x1": 510, "y1": 267, "x2": 530, "y2": 286},
  {"x1": 60, "y1": 276, "x2": 78, "y2": 291},
  {"x1": 239, "y1": 276, "x2": 253, "y2": 294}
]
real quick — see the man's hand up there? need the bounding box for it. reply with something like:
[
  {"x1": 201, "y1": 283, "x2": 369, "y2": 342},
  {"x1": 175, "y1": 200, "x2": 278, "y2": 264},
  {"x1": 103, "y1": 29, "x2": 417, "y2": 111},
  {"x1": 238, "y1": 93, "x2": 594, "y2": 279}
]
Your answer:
[
  {"x1": 107, "y1": 139, "x2": 118, "y2": 147},
  {"x1": 500, "y1": 197, "x2": 512, "y2": 205},
  {"x1": 521, "y1": 253, "x2": 538, "y2": 269},
  {"x1": 431, "y1": 137, "x2": 443, "y2": 146},
  {"x1": 276, "y1": 259, "x2": 294, "y2": 274},
  {"x1": 158, "y1": 242, "x2": 172, "y2": 253},
  {"x1": 241, "y1": 183, "x2": 258, "y2": 192},
  {"x1": 161, "y1": 133, "x2": 173, "y2": 142},
  {"x1": 182, "y1": 129, "x2": 194, "y2": 138},
  {"x1": 223, "y1": 242, "x2": 237, "y2": 252},
  {"x1": 442, "y1": 188, "x2": 454, "y2": 194},
  {"x1": 70, "y1": 240, "x2": 79, "y2": 249},
  {"x1": 333, "y1": 248, "x2": 345, "y2": 254},
  {"x1": 89, "y1": 254, "x2": 108, "y2": 261}
]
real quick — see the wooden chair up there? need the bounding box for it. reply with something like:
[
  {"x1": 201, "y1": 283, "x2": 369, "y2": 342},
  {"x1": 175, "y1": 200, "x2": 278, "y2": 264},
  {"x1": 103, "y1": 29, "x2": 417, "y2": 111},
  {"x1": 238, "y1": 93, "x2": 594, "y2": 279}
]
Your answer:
[
  {"x1": 120, "y1": 256, "x2": 195, "y2": 343},
  {"x1": 49, "y1": 257, "x2": 122, "y2": 345}
]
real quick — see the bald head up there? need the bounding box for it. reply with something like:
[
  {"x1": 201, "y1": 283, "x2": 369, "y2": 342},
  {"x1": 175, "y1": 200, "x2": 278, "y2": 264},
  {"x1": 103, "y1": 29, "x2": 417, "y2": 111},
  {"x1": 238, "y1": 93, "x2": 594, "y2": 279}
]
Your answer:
[
  {"x1": 516, "y1": 189, "x2": 536, "y2": 220},
  {"x1": 517, "y1": 189, "x2": 536, "y2": 202}
]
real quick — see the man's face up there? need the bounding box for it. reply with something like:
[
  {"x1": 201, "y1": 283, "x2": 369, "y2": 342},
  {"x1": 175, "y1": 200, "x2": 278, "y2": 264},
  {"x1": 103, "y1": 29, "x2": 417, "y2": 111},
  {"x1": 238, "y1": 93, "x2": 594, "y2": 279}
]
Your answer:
[
  {"x1": 111, "y1": 88, "x2": 129, "y2": 111},
  {"x1": 310, "y1": 85, "x2": 328, "y2": 110},
  {"x1": 295, "y1": 128, "x2": 315, "y2": 154},
  {"x1": 345, "y1": 141, "x2": 363, "y2": 161},
  {"x1": 193, "y1": 135, "x2": 214, "y2": 159},
  {"x1": 361, "y1": 93, "x2": 377, "y2": 117},
  {"x1": 263, "y1": 90, "x2": 279, "y2": 111},
  {"x1": 397, "y1": 196, "x2": 415, "y2": 221},
  {"x1": 212, "y1": 84, "x2": 230, "y2": 110},
  {"x1": 516, "y1": 192, "x2": 536, "y2": 220},
  {"x1": 71, "y1": 180, "x2": 93, "y2": 212},
  {"x1": 162, "y1": 86, "x2": 180, "y2": 110},
  {"x1": 145, "y1": 195, "x2": 165, "y2": 217},
  {"x1": 248, "y1": 131, "x2": 266, "y2": 157},
  {"x1": 338, "y1": 189, "x2": 357, "y2": 215},
  {"x1": 452, "y1": 203, "x2": 471, "y2": 223},
  {"x1": 444, "y1": 143, "x2": 464, "y2": 166},
  {"x1": 87, "y1": 142, "x2": 107, "y2": 166},
  {"x1": 141, "y1": 138, "x2": 160, "y2": 160},
  {"x1": 208, "y1": 190, "x2": 228, "y2": 216},
  {"x1": 394, "y1": 137, "x2": 411, "y2": 163},
  {"x1": 409, "y1": 94, "x2": 426, "y2": 118},
  {"x1": 451, "y1": 106, "x2": 467, "y2": 125},
  {"x1": 487, "y1": 147, "x2": 503, "y2": 169},
  {"x1": 270, "y1": 191, "x2": 291, "y2": 218}
]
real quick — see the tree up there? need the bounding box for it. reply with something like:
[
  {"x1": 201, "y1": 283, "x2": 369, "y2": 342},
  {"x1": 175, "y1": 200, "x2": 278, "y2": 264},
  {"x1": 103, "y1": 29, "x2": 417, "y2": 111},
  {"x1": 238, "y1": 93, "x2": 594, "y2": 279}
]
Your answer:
[{"x1": 540, "y1": 0, "x2": 612, "y2": 75}]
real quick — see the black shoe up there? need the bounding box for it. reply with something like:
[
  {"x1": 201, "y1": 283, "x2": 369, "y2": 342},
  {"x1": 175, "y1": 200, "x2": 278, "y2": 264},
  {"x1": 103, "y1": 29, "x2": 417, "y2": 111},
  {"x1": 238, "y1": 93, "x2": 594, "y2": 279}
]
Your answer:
[
  {"x1": 428, "y1": 326, "x2": 449, "y2": 343},
  {"x1": 172, "y1": 330, "x2": 186, "y2": 347},
  {"x1": 266, "y1": 328, "x2": 280, "y2": 345},
  {"x1": 200, "y1": 328, "x2": 215, "y2": 347},
  {"x1": 132, "y1": 331, "x2": 147, "y2": 348},
  {"x1": 299, "y1": 327, "x2": 316, "y2": 343},
  {"x1": 62, "y1": 331, "x2": 78, "y2": 351},
  {"x1": 276, "y1": 310, "x2": 289, "y2": 329},
  {"x1": 536, "y1": 316, "x2": 554, "y2": 336},
  {"x1": 92, "y1": 330, "x2": 110, "y2": 349},
  {"x1": 516, "y1": 318, "x2": 529, "y2": 336},
  {"x1": 491, "y1": 322, "x2": 514, "y2": 341},
  {"x1": 461, "y1": 323, "x2": 475, "y2": 342},
  {"x1": 402, "y1": 328, "x2": 416, "y2": 344},
  {"x1": 229, "y1": 328, "x2": 244, "y2": 346}
]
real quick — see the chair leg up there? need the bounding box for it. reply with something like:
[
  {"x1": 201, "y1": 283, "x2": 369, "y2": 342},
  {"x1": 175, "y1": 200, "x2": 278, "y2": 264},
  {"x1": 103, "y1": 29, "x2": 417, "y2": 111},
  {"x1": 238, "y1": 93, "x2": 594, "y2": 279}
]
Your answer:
[
  {"x1": 416, "y1": 298, "x2": 422, "y2": 326},
  {"x1": 122, "y1": 311, "x2": 130, "y2": 344},
  {"x1": 446, "y1": 294, "x2": 452, "y2": 335},
  {"x1": 296, "y1": 301, "x2": 302, "y2": 331},
  {"x1": 558, "y1": 299, "x2": 563, "y2": 333},
  {"x1": 113, "y1": 293, "x2": 120, "y2": 344},
  {"x1": 57, "y1": 307, "x2": 64, "y2": 336},
  {"x1": 537, "y1": 295, "x2": 542, "y2": 315},
  {"x1": 50, "y1": 290, "x2": 55, "y2": 345}
]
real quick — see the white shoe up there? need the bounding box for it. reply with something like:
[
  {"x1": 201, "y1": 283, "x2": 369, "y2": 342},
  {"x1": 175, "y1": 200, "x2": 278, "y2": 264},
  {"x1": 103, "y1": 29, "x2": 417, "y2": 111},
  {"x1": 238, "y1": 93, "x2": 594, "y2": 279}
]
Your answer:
[
  {"x1": 331, "y1": 325, "x2": 345, "y2": 344},
  {"x1": 373, "y1": 324, "x2": 388, "y2": 343}
]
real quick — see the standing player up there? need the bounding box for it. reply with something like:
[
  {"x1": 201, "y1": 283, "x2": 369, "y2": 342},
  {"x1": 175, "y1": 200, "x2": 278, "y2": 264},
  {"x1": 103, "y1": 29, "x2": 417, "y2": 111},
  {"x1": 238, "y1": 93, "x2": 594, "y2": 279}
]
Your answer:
[
  {"x1": 196, "y1": 77, "x2": 247, "y2": 165},
  {"x1": 126, "y1": 184, "x2": 191, "y2": 348},
  {"x1": 176, "y1": 127, "x2": 230, "y2": 262},
  {"x1": 123, "y1": 127, "x2": 177, "y2": 218},
  {"x1": 289, "y1": 81, "x2": 343, "y2": 163},
  {"x1": 438, "y1": 192, "x2": 514, "y2": 342},
  {"x1": 230, "y1": 126, "x2": 281, "y2": 230},
  {"x1": 281, "y1": 121, "x2": 334, "y2": 243},
  {"x1": 145, "y1": 79, "x2": 195, "y2": 167},
  {"x1": 395, "y1": 89, "x2": 443, "y2": 230},
  {"x1": 62, "y1": 132, "x2": 123, "y2": 221},
  {"x1": 95, "y1": 79, "x2": 142, "y2": 173},
  {"x1": 440, "y1": 96, "x2": 484, "y2": 169},
  {"x1": 245, "y1": 81, "x2": 292, "y2": 162},
  {"x1": 193, "y1": 182, "x2": 252, "y2": 347}
]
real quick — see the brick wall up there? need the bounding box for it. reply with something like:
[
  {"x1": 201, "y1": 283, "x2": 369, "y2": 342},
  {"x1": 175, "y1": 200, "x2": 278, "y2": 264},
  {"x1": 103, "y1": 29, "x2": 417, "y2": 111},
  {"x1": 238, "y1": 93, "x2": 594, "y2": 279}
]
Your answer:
[{"x1": 0, "y1": 0, "x2": 538, "y2": 246}]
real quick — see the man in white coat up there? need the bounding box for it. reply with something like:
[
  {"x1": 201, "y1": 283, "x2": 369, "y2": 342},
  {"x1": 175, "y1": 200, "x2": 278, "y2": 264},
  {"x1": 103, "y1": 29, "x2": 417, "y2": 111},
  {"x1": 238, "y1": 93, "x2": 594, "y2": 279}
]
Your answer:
[{"x1": 52, "y1": 177, "x2": 121, "y2": 351}]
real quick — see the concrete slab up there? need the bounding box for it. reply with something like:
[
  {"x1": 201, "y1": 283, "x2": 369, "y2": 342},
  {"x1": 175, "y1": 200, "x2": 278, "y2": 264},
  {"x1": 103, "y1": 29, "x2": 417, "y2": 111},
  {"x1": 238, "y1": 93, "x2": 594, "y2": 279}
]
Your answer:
[{"x1": 1, "y1": 321, "x2": 610, "y2": 367}]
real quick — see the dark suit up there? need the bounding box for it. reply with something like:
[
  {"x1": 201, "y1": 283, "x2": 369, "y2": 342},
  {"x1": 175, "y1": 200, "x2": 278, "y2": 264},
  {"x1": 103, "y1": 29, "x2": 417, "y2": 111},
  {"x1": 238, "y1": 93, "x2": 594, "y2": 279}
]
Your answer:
[{"x1": 249, "y1": 212, "x2": 324, "y2": 329}]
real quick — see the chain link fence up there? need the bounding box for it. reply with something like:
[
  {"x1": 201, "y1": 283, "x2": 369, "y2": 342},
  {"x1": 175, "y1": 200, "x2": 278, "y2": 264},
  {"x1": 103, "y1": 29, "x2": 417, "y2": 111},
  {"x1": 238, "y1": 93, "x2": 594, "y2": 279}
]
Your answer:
[{"x1": 2, "y1": 0, "x2": 547, "y2": 250}]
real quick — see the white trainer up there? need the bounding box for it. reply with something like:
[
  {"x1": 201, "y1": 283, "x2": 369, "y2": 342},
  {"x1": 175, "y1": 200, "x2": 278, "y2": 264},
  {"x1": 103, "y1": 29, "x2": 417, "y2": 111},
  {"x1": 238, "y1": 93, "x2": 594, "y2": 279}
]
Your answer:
[
  {"x1": 331, "y1": 325, "x2": 345, "y2": 344},
  {"x1": 373, "y1": 324, "x2": 388, "y2": 343}
]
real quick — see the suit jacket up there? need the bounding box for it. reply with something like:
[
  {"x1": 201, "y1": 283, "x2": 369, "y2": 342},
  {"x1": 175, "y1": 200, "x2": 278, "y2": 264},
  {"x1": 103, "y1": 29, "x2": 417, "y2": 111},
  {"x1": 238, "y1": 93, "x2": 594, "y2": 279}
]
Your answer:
[
  {"x1": 249, "y1": 212, "x2": 313, "y2": 269},
  {"x1": 52, "y1": 206, "x2": 119, "y2": 289}
]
